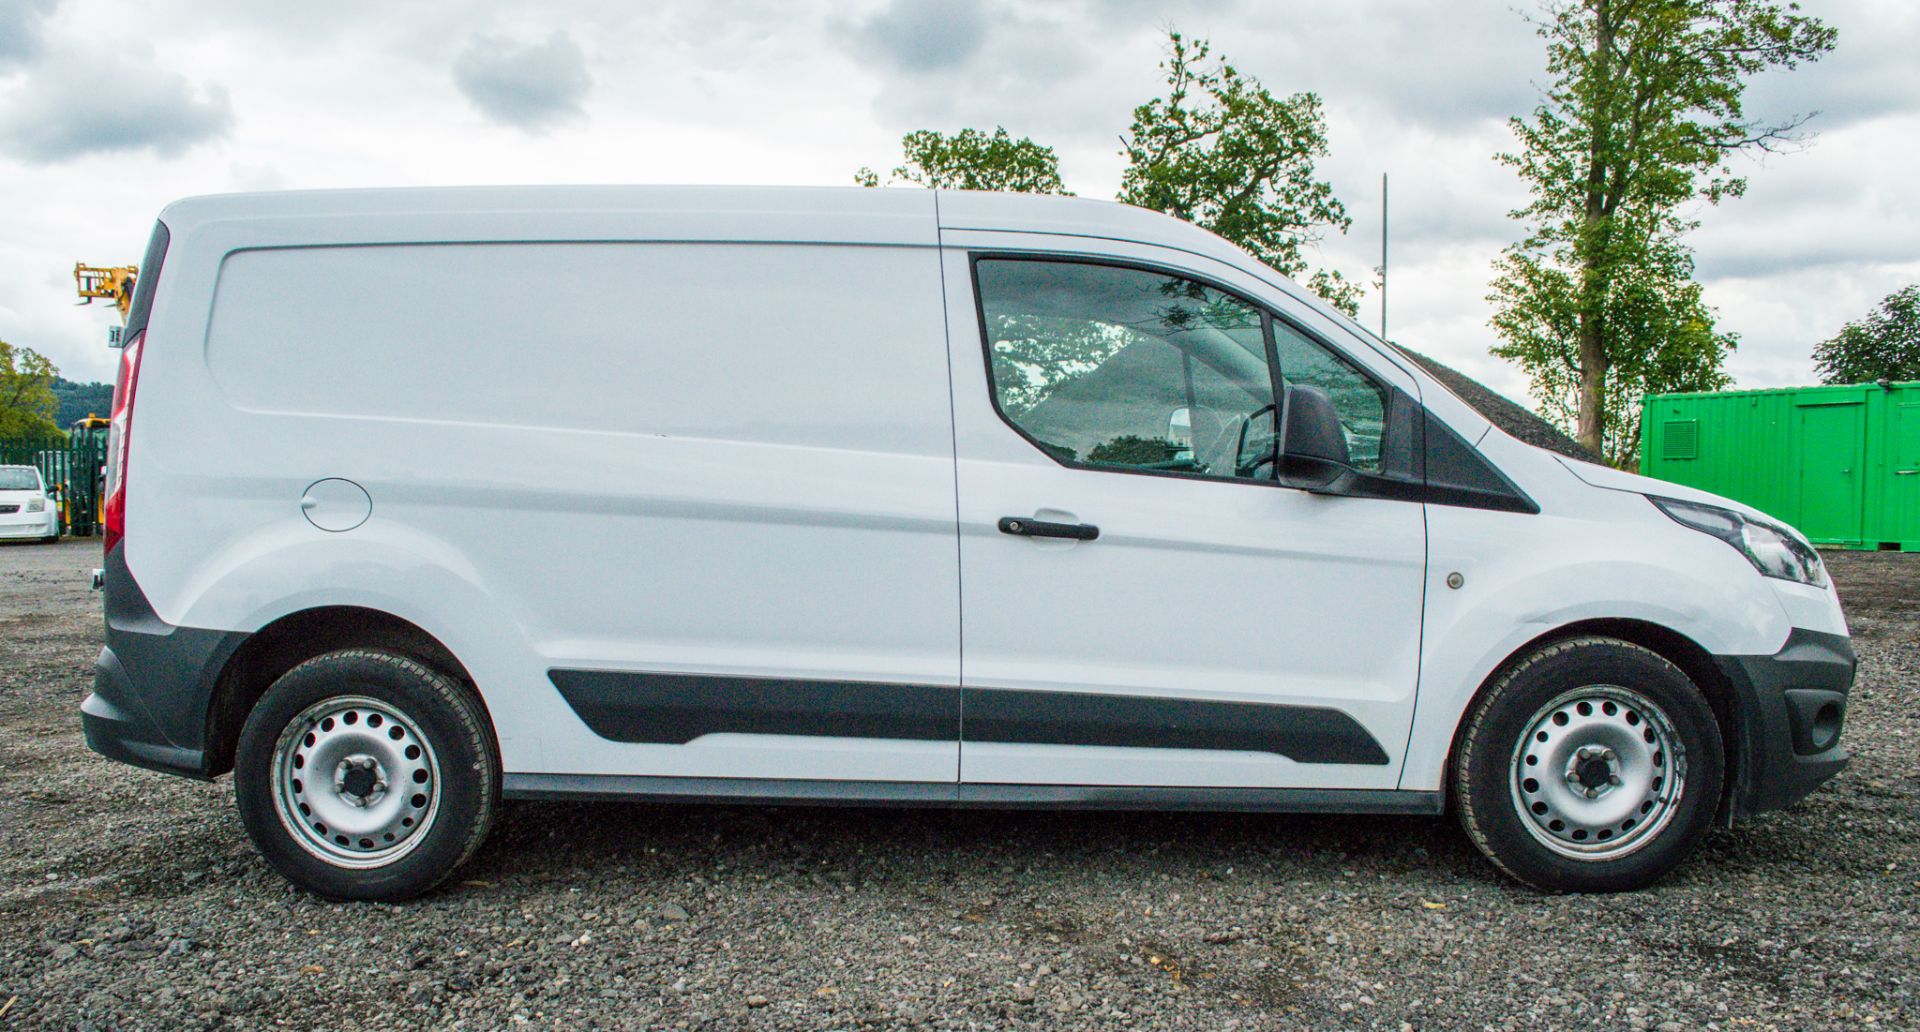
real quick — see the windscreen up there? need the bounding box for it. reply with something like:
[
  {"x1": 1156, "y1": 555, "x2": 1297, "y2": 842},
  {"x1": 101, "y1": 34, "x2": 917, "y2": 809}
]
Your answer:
[{"x1": 0, "y1": 468, "x2": 41, "y2": 490}]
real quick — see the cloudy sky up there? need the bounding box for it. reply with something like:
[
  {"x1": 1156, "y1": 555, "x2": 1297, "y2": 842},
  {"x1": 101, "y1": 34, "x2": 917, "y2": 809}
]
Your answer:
[{"x1": 2, "y1": 0, "x2": 1915, "y2": 401}]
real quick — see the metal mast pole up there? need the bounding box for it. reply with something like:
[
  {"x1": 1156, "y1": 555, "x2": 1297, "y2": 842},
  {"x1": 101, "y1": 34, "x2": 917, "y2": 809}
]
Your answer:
[{"x1": 1380, "y1": 173, "x2": 1389, "y2": 341}]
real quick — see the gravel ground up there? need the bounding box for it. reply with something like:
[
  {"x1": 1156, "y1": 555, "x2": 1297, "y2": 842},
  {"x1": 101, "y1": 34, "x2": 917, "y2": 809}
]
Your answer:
[{"x1": 1, "y1": 539, "x2": 1916, "y2": 1031}]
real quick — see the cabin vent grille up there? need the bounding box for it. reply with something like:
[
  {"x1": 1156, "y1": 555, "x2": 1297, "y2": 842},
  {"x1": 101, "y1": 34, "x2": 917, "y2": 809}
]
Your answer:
[{"x1": 1663, "y1": 419, "x2": 1700, "y2": 460}]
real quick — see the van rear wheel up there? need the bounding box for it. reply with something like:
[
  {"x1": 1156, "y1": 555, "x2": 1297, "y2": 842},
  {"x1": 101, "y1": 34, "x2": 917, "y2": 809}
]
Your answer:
[
  {"x1": 1451, "y1": 637, "x2": 1723, "y2": 892},
  {"x1": 234, "y1": 649, "x2": 497, "y2": 900}
]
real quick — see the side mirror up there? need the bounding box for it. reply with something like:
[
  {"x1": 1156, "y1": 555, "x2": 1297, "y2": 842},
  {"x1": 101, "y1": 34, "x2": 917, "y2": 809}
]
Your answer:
[
  {"x1": 1277, "y1": 384, "x2": 1353, "y2": 492},
  {"x1": 1167, "y1": 407, "x2": 1192, "y2": 448}
]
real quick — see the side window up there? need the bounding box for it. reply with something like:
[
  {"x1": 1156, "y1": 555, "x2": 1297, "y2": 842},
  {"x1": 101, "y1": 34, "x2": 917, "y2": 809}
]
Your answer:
[
  {"x1": 1272, "y1": 320, "x2": 1389, "y2": 473},
  {"x1": 975, "y1": 258, "x2": 1276, "y2": 482}
]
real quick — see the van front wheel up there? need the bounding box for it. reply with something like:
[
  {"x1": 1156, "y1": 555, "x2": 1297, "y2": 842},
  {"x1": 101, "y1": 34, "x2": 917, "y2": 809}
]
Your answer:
[
  {"x1": 1452, "y1": 637, "x2": 1724, "y2": 892},
  {"x1": 234, "y1": 649, "x2": 498, "y2": 901}
]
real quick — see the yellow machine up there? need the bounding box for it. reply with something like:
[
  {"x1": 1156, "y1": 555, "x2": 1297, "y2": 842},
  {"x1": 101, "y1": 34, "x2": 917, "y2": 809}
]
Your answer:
[{"x1": 74, "y1": 263, "x2": 138, "y2": 322}]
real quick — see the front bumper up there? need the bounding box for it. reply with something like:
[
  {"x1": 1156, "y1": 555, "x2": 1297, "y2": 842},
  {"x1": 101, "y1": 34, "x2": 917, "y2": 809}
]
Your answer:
[{"x1": 1715, "y1": 628, "x2": 1855, "y2": 818}]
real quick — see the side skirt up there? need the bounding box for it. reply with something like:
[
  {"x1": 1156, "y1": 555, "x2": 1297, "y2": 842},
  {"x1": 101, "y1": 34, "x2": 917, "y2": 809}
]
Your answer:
[{"x1": 502, "y1": 773, "x2": 1444, "y2": 815}]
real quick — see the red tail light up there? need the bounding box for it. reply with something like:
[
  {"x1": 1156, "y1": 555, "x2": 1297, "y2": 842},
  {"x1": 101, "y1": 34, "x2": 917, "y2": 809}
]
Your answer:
[{"x1": 102, "y1": 330, "x2": 144, "y2": 555}]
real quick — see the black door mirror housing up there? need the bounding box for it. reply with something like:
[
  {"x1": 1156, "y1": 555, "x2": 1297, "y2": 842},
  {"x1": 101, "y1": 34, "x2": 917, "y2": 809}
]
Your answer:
[{"x1": 1277, "y1": 384, "x2": 1354, "y2": 492}]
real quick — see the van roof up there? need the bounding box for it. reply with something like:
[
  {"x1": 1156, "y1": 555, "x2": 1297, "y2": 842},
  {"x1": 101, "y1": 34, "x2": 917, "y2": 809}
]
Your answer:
[{"x1": 159, "y1": 184, "x2": 1244, "y2": 266}]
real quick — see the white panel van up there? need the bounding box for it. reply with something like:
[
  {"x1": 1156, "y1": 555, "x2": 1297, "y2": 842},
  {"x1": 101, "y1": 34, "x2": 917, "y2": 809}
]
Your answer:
[{"x1": 82, "y1": 187, "x2": 1853, "y2": 899}]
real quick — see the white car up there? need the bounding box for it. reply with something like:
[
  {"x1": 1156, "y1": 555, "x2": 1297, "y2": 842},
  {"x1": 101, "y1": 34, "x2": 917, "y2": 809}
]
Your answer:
[
  {"x1": 0, "y1": 464, "x2": 60, "y2": 543},
  {"x1": 82, "y1": 187, "x2": 1852, "y2": 901}
]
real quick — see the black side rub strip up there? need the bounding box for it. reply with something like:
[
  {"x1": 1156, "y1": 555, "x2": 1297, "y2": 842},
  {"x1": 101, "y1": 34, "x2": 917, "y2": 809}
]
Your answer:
[
  {"x1": 548, "y1": 671, "x2": 1389, "y2": 766},
  {"x1": 548, "y1": 670, "x2": 959, "y2": 743},
  {"x1": 963, "y1": 687, "x2": 1389, "y2": 766}
]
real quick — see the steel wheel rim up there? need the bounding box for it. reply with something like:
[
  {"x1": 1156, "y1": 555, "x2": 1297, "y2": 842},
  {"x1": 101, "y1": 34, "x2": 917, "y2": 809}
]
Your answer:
[
  {"x1": 269, "y1": 694, "x2": 442, "y2": 869},
  {"x1": 1509, "y1": 685, "x2": 1687, "y2": 861}
]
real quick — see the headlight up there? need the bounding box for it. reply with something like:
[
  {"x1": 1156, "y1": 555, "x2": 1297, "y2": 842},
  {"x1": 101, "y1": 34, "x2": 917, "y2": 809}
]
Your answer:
[
  {"x1": 25, "y1": 499, "x2": 45, "y2": 513},
  {"x1": 1648, "y1": 496, "x2": 1827, "y2": 587}
]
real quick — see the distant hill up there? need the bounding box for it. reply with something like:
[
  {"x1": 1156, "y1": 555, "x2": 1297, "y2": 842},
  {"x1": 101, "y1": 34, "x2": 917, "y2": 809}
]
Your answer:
[{"x1": 52, "y1": 377, "x2": 113, "y2": 428}]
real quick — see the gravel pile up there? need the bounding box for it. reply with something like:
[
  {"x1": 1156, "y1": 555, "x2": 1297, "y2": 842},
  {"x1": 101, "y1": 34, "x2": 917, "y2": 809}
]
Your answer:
[{"x1": 2, "y1": 540, "x2": 1914, "y2": 1030}]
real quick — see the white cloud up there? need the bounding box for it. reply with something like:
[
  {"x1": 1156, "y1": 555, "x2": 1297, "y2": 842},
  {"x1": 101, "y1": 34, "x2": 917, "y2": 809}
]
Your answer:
[
  {"x1": 0, "y1": 43, "x2": 233, "y2": 162},
  {"x1": 452, "y1": 30, "x2": 592, "y2": 132},
  {"x1": 850, "y1": 0, "x2": 991, "y2": 71},
  {"x1": 0, "y1": 0, "x2": 58, "y2": 68}
]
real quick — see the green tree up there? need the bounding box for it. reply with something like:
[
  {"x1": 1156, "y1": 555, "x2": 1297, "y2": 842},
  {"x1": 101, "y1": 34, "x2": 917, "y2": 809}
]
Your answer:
[
  {"x1": 855, "y1": 31, "x2": 1361, "y2": 317},
  {"x1": 1491, "y1": 0, "x2": 1834, "y2": 461},
  {"x1": 856, "y1": 127, "x2": 1069, "y2": 194},
  {"x1": 1813, "y1": 285, "x2": 1920, "y2": 385},
  {"x1": 1491, "y1": 225, "x2": 1734, "y2": 467},
  {"x1": 0, "y1": 340, "x2": 63, "y2": 438},
  {"x1": 1118, "y1": 31, "x2": 1359, "y2": 316},
  {"x1": 1087, "y1": 434, "x2": 1183, "y2": 466},
  {"x1": 987, "y1": 316, "x2": 1127, "y2": 418}
]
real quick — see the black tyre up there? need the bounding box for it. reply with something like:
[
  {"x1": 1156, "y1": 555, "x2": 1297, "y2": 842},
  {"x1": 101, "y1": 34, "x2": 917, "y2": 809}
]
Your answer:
[
  {"x1": 1452, "y1": 636, "x2": 1724, "y2": 892},
  {"x1": 234, "y1": 649, "x2": 497, "y2": 900}
]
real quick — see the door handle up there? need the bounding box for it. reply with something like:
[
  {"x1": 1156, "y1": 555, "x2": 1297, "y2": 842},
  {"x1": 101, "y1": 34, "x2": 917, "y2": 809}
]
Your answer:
[
  {"x1": 998, "y1": 516, "x2": 1099, "y2": 541},
  {"x1": 1897, "y1": 470, "x2": 1919, "y2": 476}
]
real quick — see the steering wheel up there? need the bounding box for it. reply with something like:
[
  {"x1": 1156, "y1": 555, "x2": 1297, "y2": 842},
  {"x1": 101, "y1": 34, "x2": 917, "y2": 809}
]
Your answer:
[{"x1": 1233, "y1": 403, "x2": 1279, "y2": 478}]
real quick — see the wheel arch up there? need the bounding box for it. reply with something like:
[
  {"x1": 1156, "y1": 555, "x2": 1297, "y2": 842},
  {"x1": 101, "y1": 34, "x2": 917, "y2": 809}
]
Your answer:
[
  {"x1": 203, "y1": 606, "x2": 487, "y2": 778},
  {"x1": 1443, "y1": 618, "x2": 1742, "y2": 821}
]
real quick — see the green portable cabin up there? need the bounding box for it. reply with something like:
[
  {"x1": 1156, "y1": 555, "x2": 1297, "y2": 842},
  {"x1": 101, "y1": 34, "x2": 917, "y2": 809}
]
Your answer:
[{"x1": 1640, "y1": 381, "x2": 1920, "y2": 551}]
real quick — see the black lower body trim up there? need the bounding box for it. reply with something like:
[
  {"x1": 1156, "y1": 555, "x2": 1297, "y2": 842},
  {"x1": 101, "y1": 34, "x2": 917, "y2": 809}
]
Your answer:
[
  {"x1": 82, "y1": 668, "x2": 209, "y2": 778},
  {"x1": 1714, "y1": 628, "x2": 1856, "y2": 818},
  {"x1": 548, "y1": 669, "x2": 958, "y2": 743},
  {"x1": 548, "y1": 670, "x2": 1390, "y2": 766},
  {"x1": 963, "y1": 687, "x2": 1389, "y2": 765},
  {"x1": 83, "y1": 545, "x2": 247, "y2": 780},
  {"x1": 503, "y1": 773, "x2": 1442, "y2": 814}
]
